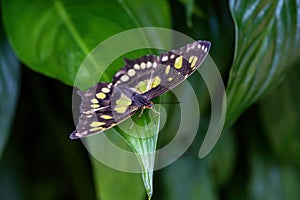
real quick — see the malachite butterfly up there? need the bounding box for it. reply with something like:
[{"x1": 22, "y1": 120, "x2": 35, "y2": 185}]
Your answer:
[{"x1": 70, "y1": 40, "x2": 211, "y2": 139}]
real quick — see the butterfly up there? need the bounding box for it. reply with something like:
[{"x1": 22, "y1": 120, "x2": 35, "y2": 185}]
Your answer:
[{"x1": 70, "y1": 40, "x2": 211, "y2": 139}]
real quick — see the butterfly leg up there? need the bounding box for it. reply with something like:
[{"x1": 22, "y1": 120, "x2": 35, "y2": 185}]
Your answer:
[
  {"x1": 129, "y1": 121, "x2": 135, "y2": 130},
  {"x1": 138, "y1": 107, "x2": 145, "y2": 117},
  {"x1": 128, "y1": 109, "x2": 144, "y2": 130},
  {"x1": 150, "y1": 105, "x2": 160, "y2": 116}
]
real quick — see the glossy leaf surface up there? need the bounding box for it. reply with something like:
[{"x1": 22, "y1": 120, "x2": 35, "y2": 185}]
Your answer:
[{"x1": 226, "y1": 0, "x2": 300, "y2": 126}]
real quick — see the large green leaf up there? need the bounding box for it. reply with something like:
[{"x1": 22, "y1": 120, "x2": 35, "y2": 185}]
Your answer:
[
  {"x1": 91, "y1": 158, "x2": 146, "y2": 200},
  {"x1": 226, "y1": 0, "x2": 300, "y2": 127},
  {"x1": 2, "y1": 0, "x2": 171, "y2": 199},
  {"x1": 2, "y1": 0, "x2": 170, "y2": 85},
  {"x1": 0, "y1": 30, "x2": 21, "y2": 160}
]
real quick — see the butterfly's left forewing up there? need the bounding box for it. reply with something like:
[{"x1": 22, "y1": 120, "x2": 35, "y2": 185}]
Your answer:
[{"x1": 70, "y1": 83, "x2": 139, "y2": 139}]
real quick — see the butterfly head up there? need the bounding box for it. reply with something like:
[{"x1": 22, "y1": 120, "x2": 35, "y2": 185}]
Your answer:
[{"x1": 144, "y1": 101, "x2": 154, "y2": 109}]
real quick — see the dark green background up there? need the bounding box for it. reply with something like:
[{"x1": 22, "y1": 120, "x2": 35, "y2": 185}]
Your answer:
[{"x1": 1, "y1": 0, "x2": 300, "y2": 199}]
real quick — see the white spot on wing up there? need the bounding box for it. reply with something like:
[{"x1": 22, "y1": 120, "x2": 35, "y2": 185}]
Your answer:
[
  {"x1": 134, "y1": 64, "x2": 140, "y2": 70},
  {"x1": 140, "y1": 62, "x2": 146, "y2": 69},
  {"x1": 101, "y1": 88, "x2": 110, "y2": 93},
  {"x1": 121, "y1": 75, "x2": 129, "y2": 82},
  {"x1": 162, "y1": 56, "x2": 168, "y2": 62},
  {"x1": 128, "y1": 69, "x2": 136, "y2": 76},
  {"x1": 146, "y1": 61, "x2": 152, "y2": 68}
]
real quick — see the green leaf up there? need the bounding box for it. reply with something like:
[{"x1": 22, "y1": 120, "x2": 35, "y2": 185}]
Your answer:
[
  {"x1": 0, "y1": 30, "x2": 21, "y2": 160},
  {"x1": 2, "y1": 0, "x2": 170, "y2": 85},
  {"x1": 91, "y1": 158, "x2": 146, "y2": 200},
  {"x1": 226, "y1": 0, "x2": 300, "y2": 127},
  {"x1": 259, "y1": 64, "x2": 300, "y2": 165},
  {"x1": 84, "y1": 108, "x2": 160, "y2": 199},
  {"x1": 3, "y1": 0, "x2": 170, "y2": 198},
  {"x1": 117, "y1": 109, "x2": 160, "y2": 199}
]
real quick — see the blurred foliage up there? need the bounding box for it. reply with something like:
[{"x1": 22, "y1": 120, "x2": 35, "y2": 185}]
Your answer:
[
  {"x1": 260, "y1": 65, "x2": 300, "y2": 166},
  {"x1": 1, "y1": 0, "x2": 300, "y2": 200},
  {"x1": 0, "y1": 25, "x2": 21, "y2": 159}
]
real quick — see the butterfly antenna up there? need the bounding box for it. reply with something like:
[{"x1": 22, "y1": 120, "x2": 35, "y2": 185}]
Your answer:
[{"x1": 153, "y1": 101, "x2": 182, "y2": 105}]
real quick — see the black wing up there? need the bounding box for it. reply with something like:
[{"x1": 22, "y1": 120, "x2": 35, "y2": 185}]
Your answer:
[
  {"x1": 146, "y1": 40, "x2": 211, "y2": 99},
  {"x1": 111, "y1": 40, "x2": 211, "y2": 100},
  {"x1": 70, "y1": 40, "x2": 211, "y2": 139},
  {"x1": 70, "y1": 82, "x2": 140, "y2": 139}
]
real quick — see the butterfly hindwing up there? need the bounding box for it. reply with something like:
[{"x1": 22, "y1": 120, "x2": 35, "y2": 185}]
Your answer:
[{"x1": 70, "y1": 83, "x2": 139, "y2": 139}]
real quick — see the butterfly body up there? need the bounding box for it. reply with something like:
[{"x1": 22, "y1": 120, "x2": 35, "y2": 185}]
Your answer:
[
  {"x1": 70, "y1": 40, "x2": 211, "y2": 139},
  {"x1": 130, "y1": 91, "x2": 153, "y2": 109}
]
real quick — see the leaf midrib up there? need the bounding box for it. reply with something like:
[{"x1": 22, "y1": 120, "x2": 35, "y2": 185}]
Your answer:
[
  {"x1": 53, "y1": 0, "x2": 148, "y2": 57},
  {"x1": 53, "y1": 0, "x2": 90, "y2": 56}
]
